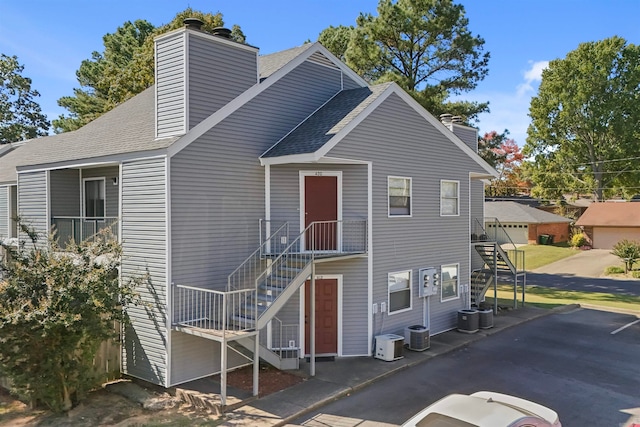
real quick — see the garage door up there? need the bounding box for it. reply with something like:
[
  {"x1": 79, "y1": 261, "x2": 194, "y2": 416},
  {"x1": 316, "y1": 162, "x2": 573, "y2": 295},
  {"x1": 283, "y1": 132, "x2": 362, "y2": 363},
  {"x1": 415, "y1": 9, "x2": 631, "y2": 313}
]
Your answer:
[
  {"x1": 491, "y1": 223, "x2": 528, "y2": 245},
  {"x1": 593, "y1": 227, "x2": 640, "y2": 249}
]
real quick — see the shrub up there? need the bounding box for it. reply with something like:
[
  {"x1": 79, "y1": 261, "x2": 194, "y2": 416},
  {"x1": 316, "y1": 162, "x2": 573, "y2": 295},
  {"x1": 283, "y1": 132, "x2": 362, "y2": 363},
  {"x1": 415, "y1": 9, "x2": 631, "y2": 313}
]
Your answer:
[
  {"x1": 633, "y1": 271, "x2": 640, "y2": 279},
  {"x1": 0, "y1": 222, "x2": 140, "y2": 412},
  {"x1": 611, "y1": 239, "x2": 640, "y2": 273},
  {"x1": 605, "y1": 265, "x2": 625, "y2": 275},
  {"x1": 570, "y1": 233, "x2": 587, "y2": 248}
]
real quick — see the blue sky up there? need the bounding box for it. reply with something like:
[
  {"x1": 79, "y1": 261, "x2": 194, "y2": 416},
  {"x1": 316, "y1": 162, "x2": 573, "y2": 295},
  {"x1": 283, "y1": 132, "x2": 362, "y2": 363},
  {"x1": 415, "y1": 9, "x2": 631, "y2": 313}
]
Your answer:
[{"x1": 1, "y1": 0, "x2": 638, "y2": 146}]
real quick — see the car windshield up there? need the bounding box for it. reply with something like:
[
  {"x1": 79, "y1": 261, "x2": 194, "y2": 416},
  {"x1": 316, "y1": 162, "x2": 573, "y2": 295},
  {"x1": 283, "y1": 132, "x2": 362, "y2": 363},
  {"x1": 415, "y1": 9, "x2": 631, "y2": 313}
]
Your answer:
[{"x1": 416, "y1": 412, "x2": 477, "y2": 427}]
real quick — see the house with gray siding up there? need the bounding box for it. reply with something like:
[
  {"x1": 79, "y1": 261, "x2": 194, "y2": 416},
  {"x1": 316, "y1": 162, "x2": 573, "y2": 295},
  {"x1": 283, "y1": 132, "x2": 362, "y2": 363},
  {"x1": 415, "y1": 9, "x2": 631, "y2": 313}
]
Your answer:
[{"x1": 0, "y1": 19, "x2": 517, "y2": 403}]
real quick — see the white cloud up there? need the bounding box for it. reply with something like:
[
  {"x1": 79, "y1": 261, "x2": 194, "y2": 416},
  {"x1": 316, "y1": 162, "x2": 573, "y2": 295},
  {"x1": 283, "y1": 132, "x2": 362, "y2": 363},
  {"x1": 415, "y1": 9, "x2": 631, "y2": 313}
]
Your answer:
[
  {"x1": 517, "y1": 60, "x2": 549, "y2": 97},
  {"x1": 452, "y1": 59, "x2": 550, "y2": 147}
]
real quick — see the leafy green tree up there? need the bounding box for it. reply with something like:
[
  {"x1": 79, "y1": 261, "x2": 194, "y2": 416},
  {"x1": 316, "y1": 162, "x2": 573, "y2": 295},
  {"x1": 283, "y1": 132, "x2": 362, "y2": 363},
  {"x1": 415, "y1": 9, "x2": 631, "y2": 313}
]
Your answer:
[
  {"x1": 54, "y1": 8, "x2": 245, "y2": 133},
  {"x1": 611, "y1": 239, "x2": 640, "y2": 273},
  {"x1": 0, "y1": 223, "x2": 139, "y2": 412},
  {"x1": 318, "y1": 25, "x2": 354, "y2": 61},
  {"x1": 54, "y1": 20, "x2": 154, "y2": 133},
  {"x1": 524, "y1": 37, "x2": 640, "y2": 201},
  {"x1": 319, "y1": 0, "x2": 490, "y2": 122},
  {"x1": 0, "y1": 54, "x2": 50, "y2": 143}
]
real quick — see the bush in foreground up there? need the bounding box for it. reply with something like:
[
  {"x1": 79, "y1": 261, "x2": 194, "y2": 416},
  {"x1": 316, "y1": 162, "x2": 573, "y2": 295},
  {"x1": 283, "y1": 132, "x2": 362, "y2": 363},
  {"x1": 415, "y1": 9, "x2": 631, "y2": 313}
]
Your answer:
[{"x1": 0, "y1": 223, "x2": 139, "y2": 412}]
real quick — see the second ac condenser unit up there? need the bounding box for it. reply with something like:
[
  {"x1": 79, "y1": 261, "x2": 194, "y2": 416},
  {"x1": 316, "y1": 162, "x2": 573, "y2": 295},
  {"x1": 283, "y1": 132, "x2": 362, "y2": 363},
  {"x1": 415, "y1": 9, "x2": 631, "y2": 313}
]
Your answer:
[
  {"x1": 404, "y1": 325, "x2": 430, "y2": 351},
  {"x1": 374, "y1": 334, "x2": 404, "y2": 361}
]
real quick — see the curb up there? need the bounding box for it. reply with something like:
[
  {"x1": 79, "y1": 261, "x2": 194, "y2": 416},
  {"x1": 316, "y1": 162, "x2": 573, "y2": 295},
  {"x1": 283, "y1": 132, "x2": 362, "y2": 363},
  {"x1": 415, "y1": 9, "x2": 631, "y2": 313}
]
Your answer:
[{"x1": 274, "y1": 305, "x2": 574, "y2": 427}]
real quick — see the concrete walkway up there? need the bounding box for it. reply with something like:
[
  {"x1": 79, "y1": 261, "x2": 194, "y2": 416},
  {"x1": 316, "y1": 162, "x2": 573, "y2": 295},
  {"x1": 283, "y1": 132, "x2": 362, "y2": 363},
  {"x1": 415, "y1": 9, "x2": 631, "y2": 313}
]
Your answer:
[{"x1": 214, "y1": 305, "x2": 573, "y2": 427}]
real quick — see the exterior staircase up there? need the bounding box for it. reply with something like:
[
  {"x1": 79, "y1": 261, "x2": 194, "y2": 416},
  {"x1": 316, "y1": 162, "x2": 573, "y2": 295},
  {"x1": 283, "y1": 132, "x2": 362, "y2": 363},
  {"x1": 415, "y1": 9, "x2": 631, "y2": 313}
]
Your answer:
[
  {"x1": 171, "y1": 219, "x2": 367, "y2": 403},
  {"x1": 471, "y1": 218, "x2": 526, "y2": 310}
]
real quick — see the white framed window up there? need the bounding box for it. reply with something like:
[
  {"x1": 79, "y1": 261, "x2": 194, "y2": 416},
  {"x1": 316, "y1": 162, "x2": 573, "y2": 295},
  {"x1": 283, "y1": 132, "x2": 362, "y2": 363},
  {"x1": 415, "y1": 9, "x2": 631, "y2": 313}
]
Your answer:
[
  {"x1": 441, "y1": 263, "x2": 459, "y2": 301},
  {"x1": 440, "y1": 180, "x2": 459, "y2": 216},
  {"x1": 388, "y1": 270, "x2": 412, "y2": 314},
  {"x1": 83, "y1": 178, "x2": 105, "y2": 218},
  {"x1": 388, "y1": 176, "x2": 412, "y2": 217}
]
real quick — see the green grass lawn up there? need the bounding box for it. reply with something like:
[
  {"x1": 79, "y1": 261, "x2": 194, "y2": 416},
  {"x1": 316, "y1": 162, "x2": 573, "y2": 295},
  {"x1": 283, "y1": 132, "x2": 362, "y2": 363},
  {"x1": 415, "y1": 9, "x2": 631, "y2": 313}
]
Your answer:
[
  {"x1": 486, "y1": 284, "x2": 640, "y2": 314},
  {"x1": 519, "y1": 243, "x2": 580, "y2": 270}
]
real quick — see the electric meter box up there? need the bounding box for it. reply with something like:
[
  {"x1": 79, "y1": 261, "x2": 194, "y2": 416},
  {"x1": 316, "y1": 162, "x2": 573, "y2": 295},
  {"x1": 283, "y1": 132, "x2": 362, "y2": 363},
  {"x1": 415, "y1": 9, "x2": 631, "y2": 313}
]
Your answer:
[{"x1": 418, "y1": 267, "x2": 439, "y2": 297}]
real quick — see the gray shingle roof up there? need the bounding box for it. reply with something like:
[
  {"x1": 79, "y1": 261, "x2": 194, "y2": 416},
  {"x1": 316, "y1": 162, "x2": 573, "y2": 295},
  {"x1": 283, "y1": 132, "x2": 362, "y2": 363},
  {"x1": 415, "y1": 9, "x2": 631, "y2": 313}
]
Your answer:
[
  {"x1": 262, "y1": 83, "x2": 392, "y2": 158},
  {"x1": 0, "y1": 87, "x2": 177, "y2": 182},
  {"x1": 485, "y1": 202, "x2": 572, "y2": 224},
  {"x1": 258, "y1": 44, "x2": 314, "y2": 80},
  {"x1": 0, "y1": 43, "x2": 320, "y2": 183}
]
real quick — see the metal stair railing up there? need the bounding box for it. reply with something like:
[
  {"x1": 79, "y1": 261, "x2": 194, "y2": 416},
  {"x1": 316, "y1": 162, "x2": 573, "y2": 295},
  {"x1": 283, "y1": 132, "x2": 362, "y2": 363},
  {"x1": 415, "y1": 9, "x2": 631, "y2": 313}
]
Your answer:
[
  {"x1": 253, "y1": 219, "x2": 367, "y2": 321},
  {"x1": 172, "y1": 284, "x2": 256, "y2": 334},
  {"x1": 228, "y1": 221, "x2": 290, "y2": 293},
  {"x1": 173, "y1": 220, "x2": 366, "y2": 336},
  {"x1": 473, "y1": 217, "x2": 525, "y2": 274},
  {"x1": 267, "y1": 316, "x2": 300, "y2": 361}
]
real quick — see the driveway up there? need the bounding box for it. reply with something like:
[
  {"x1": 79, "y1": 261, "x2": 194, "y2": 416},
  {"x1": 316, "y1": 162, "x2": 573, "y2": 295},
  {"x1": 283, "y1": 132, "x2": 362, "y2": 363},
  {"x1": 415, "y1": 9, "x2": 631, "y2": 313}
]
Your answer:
[
  {"x1": 524, "y1": 249, "x2": 640, "y2": 296},
  {"x1": 533, "y1": 249, "x2": 621, "y2": 277}
]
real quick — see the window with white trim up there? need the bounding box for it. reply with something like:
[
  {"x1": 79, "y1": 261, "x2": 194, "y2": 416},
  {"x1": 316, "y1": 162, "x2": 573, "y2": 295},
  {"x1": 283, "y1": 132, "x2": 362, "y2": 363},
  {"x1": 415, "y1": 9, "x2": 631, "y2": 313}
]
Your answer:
[
  {"x1": 441, "y1": 264, "x2": 459, "y2": 301},
  {"x1": 388, "y1": 270, "x2": 412, "y2": 313},
  {"x1": 388, "y1": 176, "x2": 412, "y2": 217},
  {"x1": 440, "y1": 180, "x2": 459, "y2": 216},
  {"x1": 84, "y1": 178, "x2": 105, "y2": 218}
]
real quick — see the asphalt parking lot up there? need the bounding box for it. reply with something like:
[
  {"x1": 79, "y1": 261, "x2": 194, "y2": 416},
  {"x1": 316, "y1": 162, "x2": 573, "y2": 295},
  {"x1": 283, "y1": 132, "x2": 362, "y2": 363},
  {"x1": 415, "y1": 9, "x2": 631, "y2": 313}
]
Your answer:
[{"x1": 292, "y1": 308, "x2": 640, "y2": 427}]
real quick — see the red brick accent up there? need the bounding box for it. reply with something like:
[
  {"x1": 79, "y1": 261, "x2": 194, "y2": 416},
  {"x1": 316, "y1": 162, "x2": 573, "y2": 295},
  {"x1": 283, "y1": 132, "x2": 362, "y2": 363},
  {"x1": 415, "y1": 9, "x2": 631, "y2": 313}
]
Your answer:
[{"x1": 529, "y1": 222, "x2": 570, "y2": 244}]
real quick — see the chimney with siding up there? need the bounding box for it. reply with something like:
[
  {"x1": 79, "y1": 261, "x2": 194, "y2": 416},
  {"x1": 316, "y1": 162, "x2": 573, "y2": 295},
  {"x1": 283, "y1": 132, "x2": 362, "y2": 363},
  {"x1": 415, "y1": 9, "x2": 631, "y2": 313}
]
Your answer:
[
  {"x1": 154, "y1": 18, "x2": 259, "y2": 138},
  {"x1": 440, "y1": 113, "x2": 478, "y2": 153}
]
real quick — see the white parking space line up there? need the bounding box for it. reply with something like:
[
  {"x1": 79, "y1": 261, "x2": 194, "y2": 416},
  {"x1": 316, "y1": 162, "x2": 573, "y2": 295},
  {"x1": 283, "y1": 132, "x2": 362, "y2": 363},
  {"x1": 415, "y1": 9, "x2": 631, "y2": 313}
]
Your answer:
[{"x1": 611, "y1": 319, "x2": 640, "y2": 335}]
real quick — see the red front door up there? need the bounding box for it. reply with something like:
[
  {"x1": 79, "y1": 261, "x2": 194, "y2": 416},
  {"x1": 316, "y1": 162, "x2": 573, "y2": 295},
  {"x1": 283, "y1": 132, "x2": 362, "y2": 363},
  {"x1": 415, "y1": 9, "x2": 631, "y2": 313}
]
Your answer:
[
  {"x1": 304, "y1": 279, "x2": 338, "y2": 355},
  {"x1": 304, "y1": 175, "x2": 337, "y2": 251}
]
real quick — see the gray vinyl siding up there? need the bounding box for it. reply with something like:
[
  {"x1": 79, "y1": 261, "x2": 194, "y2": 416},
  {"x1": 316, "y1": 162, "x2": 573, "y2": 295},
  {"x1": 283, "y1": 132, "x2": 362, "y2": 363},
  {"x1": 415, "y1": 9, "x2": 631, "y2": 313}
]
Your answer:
[
  {"x1": 17, "y1": 171, "x2": 48, "y2": 245},
  {"x1": 171, "y1": 60, "x2": 343, "y2": 290},
  {"x1": 188, "y1": 34, "x2": 257, "y2": 127},
  {"x1": 470, "y1": 179, "x2": 485, "y2": 271},
  {"x1": 452, "y1": 125, "x2": 478, "y2": 152},
  {"x1": 156, "y1": 32, "x2": 186, "y2": 138},
  {"x1": 50, "y1": 169, "x2": 80, "y2": 217},
  {"x1": 327, "y1": 93, "x2": 488, "y2": 335},
  {"x1": 120, "y1": 157, "x2": 168, "y2": 386},
  {"x1": 270, "y1": 163, "x2": 368, "y2": 232},
  {"x1": 273, "y1": 258, "x2": 369, "y2": 356},
  {"x1": 317, "y1": 260, "x2": 369, "y2": 355},
  {"x1": 82, "y1": 166, "x2": 119, "y2": 217},
  {"x1": 269, "y1": 163, "x2": 369, "y2": 355},
  {"x1": 170, "y1": 333, "x2": 249, "y2": 386},
  {"x1": 0, "y1": 186, "x2": 8, "y2": 238},
  {"x1": 342, "y1": 73, "x2": 363, "y2": 90}
]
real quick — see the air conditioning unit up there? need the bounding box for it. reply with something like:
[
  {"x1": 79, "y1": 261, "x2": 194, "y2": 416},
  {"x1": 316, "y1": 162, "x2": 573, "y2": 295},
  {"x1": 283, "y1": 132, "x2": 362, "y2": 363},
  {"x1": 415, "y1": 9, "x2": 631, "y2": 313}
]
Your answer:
[
  {"x1": 404, "y1": 325, "x2": 430, "y2": 351},
  {"x1": 374, "y1": 334, "x2": 404, "y2": 361}
]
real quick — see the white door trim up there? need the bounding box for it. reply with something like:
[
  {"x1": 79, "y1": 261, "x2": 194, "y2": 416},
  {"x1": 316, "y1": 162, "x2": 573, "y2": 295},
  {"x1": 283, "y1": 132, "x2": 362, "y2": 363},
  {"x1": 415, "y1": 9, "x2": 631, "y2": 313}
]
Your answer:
[
  {"x1": 299, "y1": 274, "x2": 343, "y2": 357},
  {"x1": 299, "y1": 170, "x2": 343, "y2": 252}
]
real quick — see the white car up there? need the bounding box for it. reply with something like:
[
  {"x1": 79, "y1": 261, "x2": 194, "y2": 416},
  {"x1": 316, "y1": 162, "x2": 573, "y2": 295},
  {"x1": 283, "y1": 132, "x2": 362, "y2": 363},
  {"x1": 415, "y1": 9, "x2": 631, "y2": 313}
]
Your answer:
[{"x1": 402, "y1": 391, "x2": 561, "y2": 427}]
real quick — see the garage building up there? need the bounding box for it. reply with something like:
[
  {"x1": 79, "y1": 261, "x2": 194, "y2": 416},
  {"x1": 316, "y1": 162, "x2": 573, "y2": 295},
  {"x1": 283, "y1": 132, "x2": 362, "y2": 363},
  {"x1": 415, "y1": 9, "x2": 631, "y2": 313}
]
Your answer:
[
  {"x1": 485, "y1": 201, "x2": 572, "y2": 245},
  {"x1": 575, "y1": 202, "x2": 640, "y2": 249}
]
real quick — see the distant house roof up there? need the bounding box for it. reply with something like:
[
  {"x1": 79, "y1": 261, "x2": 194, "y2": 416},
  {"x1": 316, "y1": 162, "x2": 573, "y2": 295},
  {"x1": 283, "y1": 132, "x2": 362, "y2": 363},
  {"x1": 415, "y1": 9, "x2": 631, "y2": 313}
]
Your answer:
[
  {"x1": 575, "y1": 202, "x2": 640, "y2": 227},
  {"x1": 485, "y1": 201, "x2": 572, "y2": 224}
]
